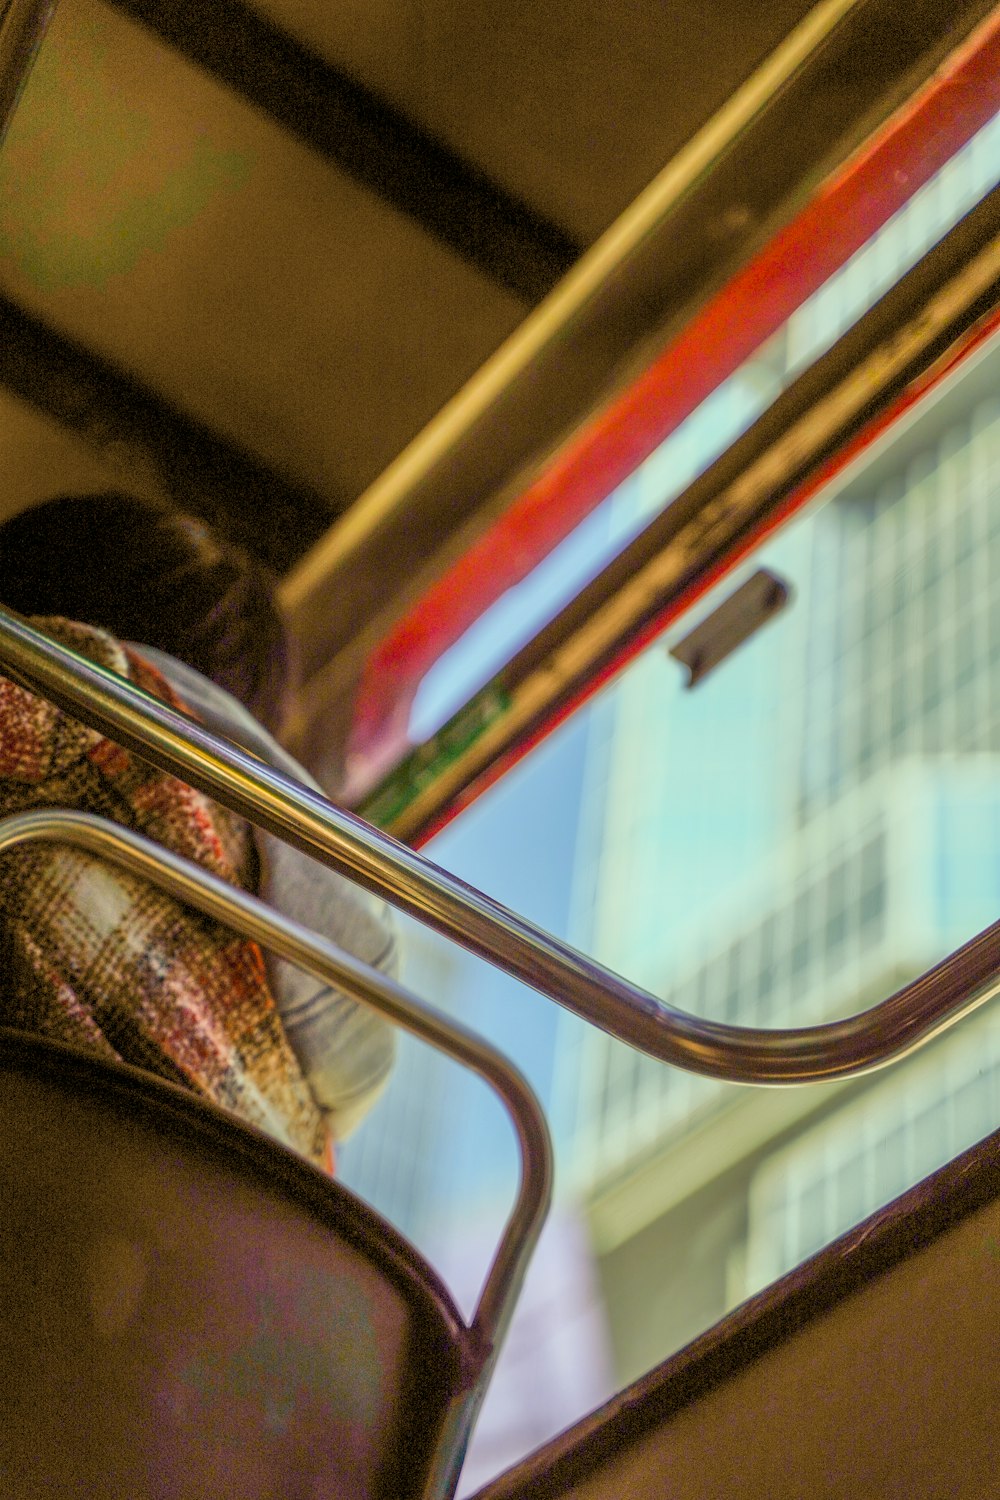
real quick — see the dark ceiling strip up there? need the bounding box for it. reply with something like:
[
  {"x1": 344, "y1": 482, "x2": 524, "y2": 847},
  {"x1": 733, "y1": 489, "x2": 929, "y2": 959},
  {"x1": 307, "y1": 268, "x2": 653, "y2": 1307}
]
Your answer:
[
  {"x1": 110, "y1": 0, "x2": 581, "y2": 303},
  {"x1": 0, "y1": 295, "x2": 332, "y2": 572}
]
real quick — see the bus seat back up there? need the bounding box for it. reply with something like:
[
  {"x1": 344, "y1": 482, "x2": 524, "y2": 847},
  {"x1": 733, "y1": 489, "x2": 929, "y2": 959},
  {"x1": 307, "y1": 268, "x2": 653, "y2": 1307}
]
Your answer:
[{"x1": 0, "y1": 1030, "x2": 468, "y2": 1500}]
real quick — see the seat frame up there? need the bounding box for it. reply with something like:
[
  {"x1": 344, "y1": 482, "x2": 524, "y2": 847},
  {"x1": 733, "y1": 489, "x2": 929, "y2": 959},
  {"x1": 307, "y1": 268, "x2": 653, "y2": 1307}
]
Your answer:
[{"x1": 2, "y1": 1024, "x2": 476, "y2": 1499}]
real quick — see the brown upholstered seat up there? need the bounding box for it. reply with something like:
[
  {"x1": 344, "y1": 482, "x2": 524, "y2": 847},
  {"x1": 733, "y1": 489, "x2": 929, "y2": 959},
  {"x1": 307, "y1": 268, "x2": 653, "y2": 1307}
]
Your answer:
[{"x1": 0, "y1": 1027, "x2": 474, "y2": 1500}]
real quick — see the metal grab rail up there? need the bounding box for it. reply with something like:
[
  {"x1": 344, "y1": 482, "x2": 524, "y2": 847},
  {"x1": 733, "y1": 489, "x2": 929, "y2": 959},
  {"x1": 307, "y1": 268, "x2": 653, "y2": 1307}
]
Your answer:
[
  {"x1": 0, "y1": 807, "x2": 552, "y2": 1372},
  {"x1": 2, "y1": 608, "x2": 1000, "y2": 1087},
  {"x1": 1, "y1": 608, "x2": 999, "y2": 1086}
]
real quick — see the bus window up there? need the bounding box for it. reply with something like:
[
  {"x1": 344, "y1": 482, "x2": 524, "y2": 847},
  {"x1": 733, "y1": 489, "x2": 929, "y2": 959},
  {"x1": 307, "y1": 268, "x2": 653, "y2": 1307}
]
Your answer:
[{"x1": 340, "y1": 210, "x2": 1000, "y2": 1491}]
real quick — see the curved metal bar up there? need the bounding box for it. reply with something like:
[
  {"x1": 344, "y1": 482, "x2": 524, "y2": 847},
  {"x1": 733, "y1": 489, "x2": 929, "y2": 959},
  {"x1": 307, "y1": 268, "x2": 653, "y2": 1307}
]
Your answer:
[
  {"x1": 0, "y1": 609, "x2": 998, "y2": 1084},
  {"x1": 0, "y1": 806, "x2": 552, "y2": 1359},
  {"x1": 0, "y1": 0, "x2": 56, "y2": 149}
]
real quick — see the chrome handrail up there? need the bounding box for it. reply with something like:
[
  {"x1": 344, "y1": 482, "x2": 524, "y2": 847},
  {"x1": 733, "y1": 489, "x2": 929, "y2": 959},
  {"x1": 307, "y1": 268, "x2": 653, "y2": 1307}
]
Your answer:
[
  {"x1": 0, "y1": 805, "x2": 552, "y2": 1483},
  {"x1": 1, "y1": 608, "x2": 999, "y2": 1089}
]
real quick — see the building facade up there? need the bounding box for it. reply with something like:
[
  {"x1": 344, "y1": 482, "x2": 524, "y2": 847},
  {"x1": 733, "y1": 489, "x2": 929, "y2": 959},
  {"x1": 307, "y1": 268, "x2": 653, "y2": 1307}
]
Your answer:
[
  {"x1": 558, "y1": 135, "x2": 1000, "y2": 1375},
  {"x1": 338, "y1": 102, "x2": 1000, "y2": 1413}
]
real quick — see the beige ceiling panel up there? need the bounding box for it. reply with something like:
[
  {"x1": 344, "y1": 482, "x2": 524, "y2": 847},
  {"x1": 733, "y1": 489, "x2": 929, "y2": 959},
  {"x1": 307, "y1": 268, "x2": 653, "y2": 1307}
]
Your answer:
[
  {"x1": 0, "y1": 389, "x2": 162, "y2": 525},
  {"x1": 0, "y1": 0, "x2": 524, "y2": 504},
  {"x1": 250, "y1": 0, "x2": 823, "y2": 243}
]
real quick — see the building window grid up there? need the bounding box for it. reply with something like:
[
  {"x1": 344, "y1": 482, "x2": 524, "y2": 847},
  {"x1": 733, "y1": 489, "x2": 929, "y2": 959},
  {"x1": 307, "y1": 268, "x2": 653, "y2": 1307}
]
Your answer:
[
  {"x1": 577, "y1": 825, "x2": 893, "y2": 1186},
  {"x1": 905, "y1": 471, "x2": 940, "y2": 757},
  {"x1": 568, "y1": 1016, "x2": 615, "y2": 1180},
  {"x1": 935, "y1": 434, "x2": 986, "y2": 743},
  {"x1": 838, "y1": 523, "x2": 867, "y2": 792},
  {"x1": 571, "y1": 158, "x2": 1000, "y2": 1263},
  {"x1": 888, "y1": 465, "x2": 924, "y2": 751},
  {"x1": 973, "y1": 423, "x2": 1000, "y2": 728},
  {"x1": 823, "y1": 412, "x2": 1000, "y2": 805},
  {"x1": 936, "y1": 450, "x2": 965, "y2": 764},
  {"x1": 582, "y1": 500, "x2": 998, "y2": 1180},
  {"x1": 580, "y1": 394, "x2": 1000, "y2": 1190},
  {"x1": 970, "y1": 455, "x2": 996, "y2": 736},
  {"x1": 804, "y1": 512, "x2": 850, "y2": 798},
  {"x1": 861, "y1": 482, "x2": 900, "y2": 783},
  {"x1": 744, "y1": 1010, "x2": 1000, "y2": 1291}
]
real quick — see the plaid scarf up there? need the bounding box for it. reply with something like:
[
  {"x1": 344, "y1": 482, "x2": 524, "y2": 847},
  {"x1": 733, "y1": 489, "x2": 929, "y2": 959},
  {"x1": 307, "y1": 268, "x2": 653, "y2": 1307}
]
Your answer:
[{"x1": 0, "y1": 617, "x2": 327, "y2": 1166}]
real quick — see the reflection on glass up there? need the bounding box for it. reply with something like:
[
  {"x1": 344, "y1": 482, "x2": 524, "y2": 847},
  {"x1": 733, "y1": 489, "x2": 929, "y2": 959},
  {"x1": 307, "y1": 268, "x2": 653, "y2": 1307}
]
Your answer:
[{"x1": 412, "y1": 106, "x2": 1000, "y2": 742}]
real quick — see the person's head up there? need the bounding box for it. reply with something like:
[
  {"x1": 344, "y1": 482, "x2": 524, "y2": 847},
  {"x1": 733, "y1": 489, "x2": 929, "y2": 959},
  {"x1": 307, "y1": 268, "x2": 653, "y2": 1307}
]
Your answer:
[{"x1": 0, "y1": 492, "x2": 292, "y2": 734}]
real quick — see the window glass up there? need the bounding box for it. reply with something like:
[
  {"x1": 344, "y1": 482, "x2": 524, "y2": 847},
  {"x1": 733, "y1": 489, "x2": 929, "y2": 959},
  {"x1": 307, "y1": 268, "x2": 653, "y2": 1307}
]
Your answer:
[
  {"x1": 339, "y1": 107, "x2": 1000, "y2": 1489},
  {"x1": 410, "y1": 108, "x2": 1000, "y2": 741}
]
